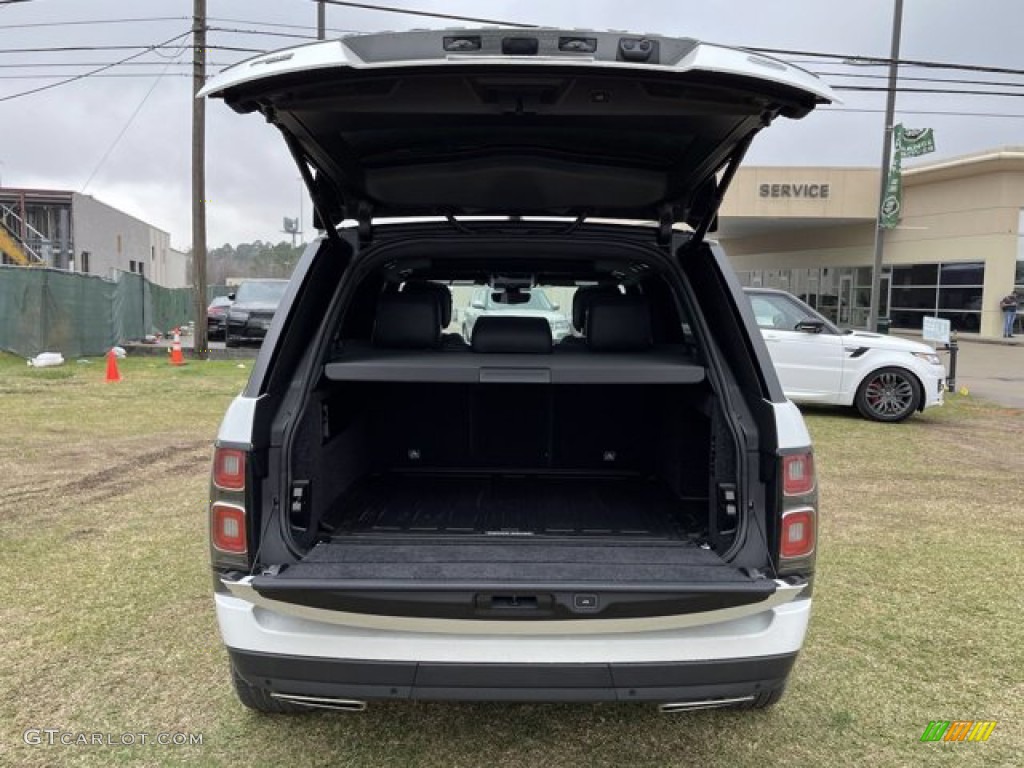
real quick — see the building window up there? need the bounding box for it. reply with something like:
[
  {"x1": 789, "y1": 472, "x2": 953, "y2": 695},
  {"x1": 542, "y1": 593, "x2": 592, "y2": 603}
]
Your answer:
[
  {"x1": 889, "y1": 261, "x2": 984, "y2": 332},
  {"x1": 138, "y1": 262, "x2": 144, "y2": 277},
  {"x1": 129, "y1": 260, "x2": 137, "y2": 273},
  {"x1": 80, "y1": 251, "x2": 90, "y2": 274},
  {"x1": 117, "y1": 234, "x2": 122, "y2": 254},
  {"x1": 1016, "y1": 209, "x2": 1024, "y2": 294}
]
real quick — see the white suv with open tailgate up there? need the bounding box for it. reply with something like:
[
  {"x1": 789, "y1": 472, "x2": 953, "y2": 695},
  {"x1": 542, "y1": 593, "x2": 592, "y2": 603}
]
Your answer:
[{"x1": 201, "y1": 28, "x2": 834, "y2": 713}]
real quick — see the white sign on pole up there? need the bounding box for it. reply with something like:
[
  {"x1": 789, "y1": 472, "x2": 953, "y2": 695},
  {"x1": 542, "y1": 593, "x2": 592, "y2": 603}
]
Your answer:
[{"x1": 922, "y1": 316, "x2": 950, "y2": 344}]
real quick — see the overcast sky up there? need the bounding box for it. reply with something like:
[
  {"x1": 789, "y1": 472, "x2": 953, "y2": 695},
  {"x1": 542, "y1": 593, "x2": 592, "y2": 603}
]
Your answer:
[{"x1": 2, "y1": 0, "x2": 1022, "y2": 249}]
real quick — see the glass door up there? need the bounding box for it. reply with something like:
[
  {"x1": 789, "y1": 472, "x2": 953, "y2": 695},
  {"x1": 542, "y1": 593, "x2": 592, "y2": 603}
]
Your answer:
[{"x1": 839, "y1": 274, "x2": 854, "y2": 325}]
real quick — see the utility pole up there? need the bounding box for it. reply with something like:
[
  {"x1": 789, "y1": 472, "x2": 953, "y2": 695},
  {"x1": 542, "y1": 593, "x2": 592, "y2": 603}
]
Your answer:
[
  {"x1": 317, "y1": 1, "x2": 326, "y2": 40},
  {"x1": 192, "y1": 0, "x2": 208, "y2": 359},
  {"x1": 867, "y1": 0, "x2": 903, "y2": 332}
]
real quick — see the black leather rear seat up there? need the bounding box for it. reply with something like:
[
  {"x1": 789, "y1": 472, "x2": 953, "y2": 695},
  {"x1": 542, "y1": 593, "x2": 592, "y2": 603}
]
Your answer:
[
  {"x1": 400, "y1": 281, "x2": 467, "y2": 348},
  {"x1": 372, "y1": 292, "x2": 440, "y2": 349},
  {"x1": 471, "y1": 316, "x2": 552, "y2": 354},
  {"x1": 586, "y1": 295, "x2": 653, "y2": 351}
]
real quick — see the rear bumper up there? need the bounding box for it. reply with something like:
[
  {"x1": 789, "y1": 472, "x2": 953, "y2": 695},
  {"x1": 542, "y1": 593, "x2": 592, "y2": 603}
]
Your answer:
[
  {"x1": 229, "y1": 646, "x2": 797, "y2": 703},
  {"x1": 216, "y1": 592, "x2": 811, "y2": 703}
]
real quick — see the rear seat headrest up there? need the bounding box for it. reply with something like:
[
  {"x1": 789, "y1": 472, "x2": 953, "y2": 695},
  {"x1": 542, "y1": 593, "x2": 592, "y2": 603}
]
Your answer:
[
  {"x1": 586, "y1": 295, "x2": 653, "y2": 351},
  {"x1": 471, "y1": 316, "x2": 552, "y2": 354},
  {"x1": 401, "y1": 281, "x2": 452, "y2": 327},
  {"x1": 372, "y1": 292, "x2": 441, "y2": 349},
  {"x1": 572, "y1": 285, "x2": 622, "y2": 332}
]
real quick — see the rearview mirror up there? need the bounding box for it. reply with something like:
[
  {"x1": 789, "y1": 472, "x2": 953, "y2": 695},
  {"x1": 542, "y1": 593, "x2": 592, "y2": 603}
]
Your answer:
[
  {"x1": 795, "y1": 318, "x2": 825, "y2": 334},
  {"x1": 550, "y1": 301, "x2": 560, "y2": 311},
  {"x1": 471, "y1": 299, "x2": 485, "y2": 309}
]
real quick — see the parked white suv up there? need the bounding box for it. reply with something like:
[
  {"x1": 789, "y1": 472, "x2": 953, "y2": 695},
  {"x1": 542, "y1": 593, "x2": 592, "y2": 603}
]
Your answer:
[
  {"x1": 747, "y1": 288, "x2": 945, "y2": 421},
  {"x1": 202, "y1": 28, "x2": 834, "y2": 712},
  {"x1": 461, "y1": 285, "x2": 572, "y2": 343}
]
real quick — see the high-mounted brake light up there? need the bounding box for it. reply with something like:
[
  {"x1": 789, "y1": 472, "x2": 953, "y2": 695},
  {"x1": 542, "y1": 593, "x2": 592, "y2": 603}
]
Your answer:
[
  {"x1": 782, "y1": 453, "x2": 815, "y2": 496},
  {"x1": 780, "y1": 508, "x2": 815, "y2": 559},
  {"x1": 213, "y1": 447, "x2": 246, "y2": 490},
  {"x1": 211, "y1": 503, "x2": 247, "y2": 554}
]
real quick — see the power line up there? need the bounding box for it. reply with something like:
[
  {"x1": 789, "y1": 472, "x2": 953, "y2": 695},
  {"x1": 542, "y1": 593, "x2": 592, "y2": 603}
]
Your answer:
[
  {"x1": 314, "y1": 0, "x2": 534, "y2": 28},
  {"x1": 832, "y1": 84, "x2": 1024, "y2": 98},
  {"x1": 821, "y1": 106, "x2": 1024, "y2": 119},
  {"x1": 208, "y1": 26, "x2": 318, "y2": 42},
  {"x1": 748, "y1": 46, "x2": 1024, "y2": 77},
  {"x1": 0, "y1": 44, "x2": 264, "y2": 54},
  {"x1": 0, "y1": 30, "x2": 191, "y2": 102},
  {"x1": 208, "y1": 15, "x2": 362, "y2": 35},
  {"x1": 0, "y1": 61, "x2": 232, "y2": 68},
  {"x1": 812, "y1": 70, "x2": 1024, "y2": 90},
  {"x1": 0, "y1": 73, "x2": 192, "y2": 79},
  {"x1": 81, "y1": 40, "x2": 189, "y2": 192},
  {"x1": 0, "y1": 14, "x2": 361, "y2": 34},
  {"x1": 0, "y1": 16, "x2": 188, "y2": 30}
]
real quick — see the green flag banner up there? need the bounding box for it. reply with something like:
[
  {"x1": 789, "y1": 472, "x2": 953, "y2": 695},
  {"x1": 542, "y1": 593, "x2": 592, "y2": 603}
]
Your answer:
[
  {"x1": 880, "y1": 125, "x2": 936, "y2": 229},
  {"x1": 880, "y1": 149, "x2": 902, "y2": 230},
  {"x1": 898, "y1": 126, "x2": 936, "y2": 158}
]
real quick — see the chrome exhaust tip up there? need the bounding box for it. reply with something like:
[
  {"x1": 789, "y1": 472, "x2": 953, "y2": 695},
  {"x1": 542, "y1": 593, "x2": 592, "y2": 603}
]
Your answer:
[
  {"x1": 270, "y1": 693, "x2": 368, "y2": 712},
  {"x1": 658, "y1": 696, "x2": 754, "y2": 713}
]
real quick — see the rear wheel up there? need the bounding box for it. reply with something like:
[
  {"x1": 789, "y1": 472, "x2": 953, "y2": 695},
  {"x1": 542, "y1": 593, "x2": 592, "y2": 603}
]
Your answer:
[
  {"x1": 225, "y1": 335, "x2": 239, "y2": 348},
  {"x1": 855, "y1": 367, "x2": 921, "y2": 422},
  {"x1": 231, "y1": 664, "x2": 307, "y2": 714}
]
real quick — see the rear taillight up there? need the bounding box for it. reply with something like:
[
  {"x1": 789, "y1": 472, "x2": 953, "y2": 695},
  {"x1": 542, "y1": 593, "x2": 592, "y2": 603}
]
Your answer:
[
  {"x1": 213, "y1": 448, "x2": 246, "y2": 490},
  {"x1": 777, "y1": 450, "x2": 817, "y2": 575},
  {"x1": 210, "y1": 445, "x2": 250, "y2": 568},
  {"x1": 782, "y1": 453, "x2": 815, "y2": 496},
  {"x1": 780, "y1": 507, "x2": 815, "y2": 558},
  {"x1": 211, "y1": 502, "x2": 247, "y2": 554}
]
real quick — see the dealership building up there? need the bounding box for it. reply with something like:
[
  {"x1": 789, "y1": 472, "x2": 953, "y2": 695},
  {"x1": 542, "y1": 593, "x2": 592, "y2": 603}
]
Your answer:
[{"x1": 717, "y1": 146, "x2": 1024, "y2": 339}]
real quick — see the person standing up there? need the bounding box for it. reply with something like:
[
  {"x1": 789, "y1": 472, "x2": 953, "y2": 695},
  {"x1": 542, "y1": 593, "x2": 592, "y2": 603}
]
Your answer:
[{"x1": 1000, "y1": 290, "x2": 1019, "y2": 338}]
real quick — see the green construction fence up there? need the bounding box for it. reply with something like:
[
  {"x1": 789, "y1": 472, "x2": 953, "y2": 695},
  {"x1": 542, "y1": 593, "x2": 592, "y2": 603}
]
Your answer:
[{"x1": 0, "y1": 266, "x2": 194, "y2": 358}]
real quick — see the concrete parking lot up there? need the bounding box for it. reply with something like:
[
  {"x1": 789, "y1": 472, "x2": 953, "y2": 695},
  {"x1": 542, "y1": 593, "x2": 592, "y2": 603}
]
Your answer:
[{"x1": 926, "y1": 336, "x2": 1024, "y2": 409}]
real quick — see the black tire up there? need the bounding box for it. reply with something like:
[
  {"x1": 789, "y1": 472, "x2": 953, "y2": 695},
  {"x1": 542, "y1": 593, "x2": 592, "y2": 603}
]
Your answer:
[
  {"x1": 855, "y1": 367, "x2": 921, "y2": 422},
  {"x1": 231, "y1": 664, "x2": 307, "y2": 714},
  {"x1": 225, "y1": 335, "x2": 239, "y2": 349}
]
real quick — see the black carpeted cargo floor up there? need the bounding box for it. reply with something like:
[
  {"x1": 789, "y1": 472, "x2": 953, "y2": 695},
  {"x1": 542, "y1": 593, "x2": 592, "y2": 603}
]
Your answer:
[{"x1": 326, "y1": 473, "x2": 702, "y2": 539}]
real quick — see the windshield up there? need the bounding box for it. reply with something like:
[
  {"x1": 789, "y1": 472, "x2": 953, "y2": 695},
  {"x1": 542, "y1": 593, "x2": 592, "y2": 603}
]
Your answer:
[{"x1": 235, "y1": 281, "x2": 288, "y2": 304}]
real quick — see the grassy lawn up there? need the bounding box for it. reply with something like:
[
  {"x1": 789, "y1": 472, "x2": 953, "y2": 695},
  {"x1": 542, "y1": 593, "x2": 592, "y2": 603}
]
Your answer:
[{"x1": 1, "y1": 352, "x2": 1021, "y2": 767}]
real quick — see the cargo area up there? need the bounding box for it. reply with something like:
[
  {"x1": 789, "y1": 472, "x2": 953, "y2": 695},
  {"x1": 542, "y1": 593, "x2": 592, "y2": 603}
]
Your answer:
[
  {"x1": 283, "y1": 376, "x2": 742, "y2": 567},
  {"x1": 272, "y1": 273, "x2": 749, "y2": 593}
]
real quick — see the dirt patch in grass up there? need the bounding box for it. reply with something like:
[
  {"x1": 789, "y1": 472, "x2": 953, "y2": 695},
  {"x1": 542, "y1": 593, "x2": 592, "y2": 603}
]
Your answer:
[{"x1": 1, "y1": 355, "x2": 1021, "y2": 767}]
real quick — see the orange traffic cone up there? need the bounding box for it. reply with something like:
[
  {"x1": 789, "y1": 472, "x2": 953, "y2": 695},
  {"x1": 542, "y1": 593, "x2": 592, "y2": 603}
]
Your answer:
[
  {"x1": 105, "y1": 348, "x2": 121, "y2": 382},
  {"x1": 169, "y1": 331, "x2": 186, "y2": 366}
]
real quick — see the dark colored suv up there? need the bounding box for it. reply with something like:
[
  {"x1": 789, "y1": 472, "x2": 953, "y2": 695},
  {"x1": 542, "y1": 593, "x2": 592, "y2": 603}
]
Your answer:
[
  {"x1": 224, "y1": 279, "x2": 288, "y2": 347},
  {"x1": 201, "y1": 28, "x2": 831, "y2": 713}
]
